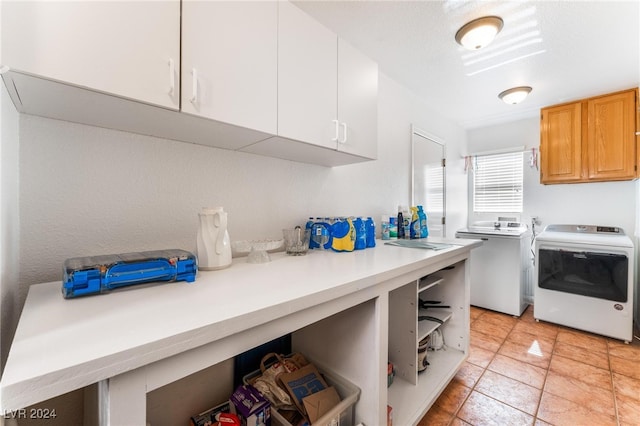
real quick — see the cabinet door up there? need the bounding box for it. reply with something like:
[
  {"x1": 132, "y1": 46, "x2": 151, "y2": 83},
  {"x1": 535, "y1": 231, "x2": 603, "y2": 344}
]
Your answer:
[
  {"x1": 637, "y1": 96, "x2": 640, "y2": 178},
  {"x1": 278, "y1": 1, "x2": 338, "y2": 149},
  {"x1": 337, "y1": 39, "x2": 378, "y2": 159},
  {"x1": 1, "y1": 1, "x2": 180, "y2": 110},
  {"x1": 586, "y1": 90, "x2": 637, "y2": 181},
  {"x1": 181, "y1": 1, "x2": 277, "y2": 134},
  {"x1": 540, "y1": 102, "x2": 583, "y2": 183}
]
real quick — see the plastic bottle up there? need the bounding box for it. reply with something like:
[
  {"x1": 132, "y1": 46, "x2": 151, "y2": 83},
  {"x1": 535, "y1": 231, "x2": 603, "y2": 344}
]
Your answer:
[
  {"x1": 397, "y1": 207, "x2": 405, "y2": 239},
  {"x1": 365, "y1": 217, "x2": 376, "y2": 247},
  {"x1": 410, "y1": 206, "x2": 420, "y2": 239},
  {"x1": 381, "y1": 215, "x2": 390, "y2": 240},
  {"x1": 403, "y1": 206, "x2": 411, "y2": 239},
  {"x1": 305, "y1": 217, "x2": 317, "y2": 248},
  {"x1": 311, "y1": 217, "x2": 331, "y2": 250},
  {"x1": 389, "y1": 215, "x2": 398, "y2": 239},
  {"x1": 353, "y1": 217, "x2": 367, "y2": 250},
  {"x1": 418, "y1": 205, "x2": 429, "y2": 238},
  {"x1": 331, "y1": 217, "x2": 355, "y2": 252}
]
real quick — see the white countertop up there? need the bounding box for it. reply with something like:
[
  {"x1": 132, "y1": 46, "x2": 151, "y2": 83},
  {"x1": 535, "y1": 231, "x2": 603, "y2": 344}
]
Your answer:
[{"x1": 0, "y1": 238, "x2": 480, "y2": 411}]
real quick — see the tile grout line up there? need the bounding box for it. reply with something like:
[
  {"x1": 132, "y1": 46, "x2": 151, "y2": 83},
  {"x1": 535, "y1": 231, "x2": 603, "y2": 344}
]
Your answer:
[
  {"x1": 608, "y1": 340, "x2": 621, "y2": 426},
  {"x1": 471, "y1": 306, "x2": 552, "y2": 425},
  {"x1": 454, "y1": 309, "x2": 523, "y2": 425},
  {"x1": 456, "y1": 307, "x2": 637, "y2": 426},
  {"x1": 447, "y1": 310, "x2": 492, "y2": 425},
  {"x1": 535, "y1": 317, "x2": 558, "y2": 426}
]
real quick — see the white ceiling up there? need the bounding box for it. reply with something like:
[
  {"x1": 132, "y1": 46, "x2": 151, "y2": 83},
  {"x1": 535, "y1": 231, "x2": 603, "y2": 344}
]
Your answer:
[{"x1": 293, "y1": 0, "x2": 640, "y2": 129}]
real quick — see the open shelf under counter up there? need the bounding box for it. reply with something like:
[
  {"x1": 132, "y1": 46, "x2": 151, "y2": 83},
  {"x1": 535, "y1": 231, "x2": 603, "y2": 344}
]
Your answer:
[
  {"x1": 418, "y1": 274, "x2": 444, "y2": 292},
  {"x1": 0, "y1": 237, "x2": 480, "y2": 425},
  {"x1": 387, "y1": 347, "x2": 467, "y2": 426},
  {"x1": 418, "y1": 307, "x2": 453, "y2": 341}
]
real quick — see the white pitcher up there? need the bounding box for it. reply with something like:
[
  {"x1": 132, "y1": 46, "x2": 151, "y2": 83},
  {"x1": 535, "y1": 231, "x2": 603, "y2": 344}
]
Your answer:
[{"x1": 196, "y1": 207, "x2": 232, "y2": 270}]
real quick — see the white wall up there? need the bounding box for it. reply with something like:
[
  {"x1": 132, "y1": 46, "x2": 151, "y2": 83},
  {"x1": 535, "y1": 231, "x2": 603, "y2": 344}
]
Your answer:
[
  {"x1": 467, "y1": 116, "x2": 636, "y2": 236},
  {"x1": 2, "y1": 70, "x2": 468, "y2": 422},
  {"x1": 467, "y1": 116, "x2": 638, "y2": 333},
  {"x1": 1, "y1": 82, "x2": 21, "y2": 374}
]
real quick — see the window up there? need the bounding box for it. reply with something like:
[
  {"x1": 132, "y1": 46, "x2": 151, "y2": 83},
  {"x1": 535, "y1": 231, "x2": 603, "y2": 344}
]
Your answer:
[{"x1": 473, "y1": 151, "x2": 523, "y2": 212}]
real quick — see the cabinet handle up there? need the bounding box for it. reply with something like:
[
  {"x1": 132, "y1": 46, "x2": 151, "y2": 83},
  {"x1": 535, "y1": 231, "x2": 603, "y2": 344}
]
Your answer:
[
  {"x1": 190, "y1": 68, "x2": 198, "y2": 104},
  {"x1": 332, "y1": 119, "x2": 339, "y2": 142},
  {"x1": 339, "y1": 122, "x2": 348, "y2": 144},
  {"x1": 168, "y1": 58, "x2": 175, "y2": 96}
]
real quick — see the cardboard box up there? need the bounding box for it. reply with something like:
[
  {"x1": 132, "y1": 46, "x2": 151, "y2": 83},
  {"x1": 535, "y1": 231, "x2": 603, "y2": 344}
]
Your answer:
[{"x1": 230, "y1": 385, "x2": 271, "y2": 426}]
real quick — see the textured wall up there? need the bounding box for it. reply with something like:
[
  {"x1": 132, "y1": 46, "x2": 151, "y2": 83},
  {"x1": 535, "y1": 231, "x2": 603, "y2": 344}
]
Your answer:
[
  {"x1": 467, "y1": 117, "x2": 637, "y2": 235},
  {"x1": 3, "y1": 71, "x2": 468, "y2": 423}
]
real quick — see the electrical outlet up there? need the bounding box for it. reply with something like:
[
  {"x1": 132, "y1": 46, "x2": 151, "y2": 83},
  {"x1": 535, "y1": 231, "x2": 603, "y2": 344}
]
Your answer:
[{"x1": 531, "y1": 216, "x2": 542, "y2": 226}]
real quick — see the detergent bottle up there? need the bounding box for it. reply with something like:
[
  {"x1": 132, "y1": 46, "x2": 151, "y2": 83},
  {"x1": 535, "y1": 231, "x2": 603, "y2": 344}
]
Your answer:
[
  {"x1": 418, "y1": 205, "x2": 429, "y2": 238},
  {"x1": 410, "y1": 206, "x2": 420, "y2": 239}
]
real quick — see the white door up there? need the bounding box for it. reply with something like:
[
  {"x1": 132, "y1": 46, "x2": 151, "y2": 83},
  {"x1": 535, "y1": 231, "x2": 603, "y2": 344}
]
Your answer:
[
  {"x1": 277, "y1": 1, "x2": 337, "y2": 149},
  {"x1": 2, "y1": 1, "x2": 180, "y2": 109},
  {"x1": 336, "y1": 39, "x2": 378, "y2": 159},
  {"x1": 181, "y1": 1, "x2": 277, "y2": 134},
  {"x1": 412, "y1": 127, "x2": 446, "y2": 237}
]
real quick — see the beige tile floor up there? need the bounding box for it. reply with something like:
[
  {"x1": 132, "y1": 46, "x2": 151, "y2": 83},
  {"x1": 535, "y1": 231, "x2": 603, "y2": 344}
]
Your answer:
[{"x1": 418, "y1": 305, "x2": 640, "y2": 426}]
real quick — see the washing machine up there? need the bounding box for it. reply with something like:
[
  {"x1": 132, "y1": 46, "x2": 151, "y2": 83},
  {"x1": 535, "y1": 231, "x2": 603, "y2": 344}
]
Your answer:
[{"x1": 456, "y1": 220, "x2": 532, "y2": 316}]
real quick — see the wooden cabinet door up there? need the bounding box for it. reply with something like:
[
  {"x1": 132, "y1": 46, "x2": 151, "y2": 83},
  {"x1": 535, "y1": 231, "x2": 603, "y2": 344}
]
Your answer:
[
  {"x1": 586, "y1": 90, "x2": 636, "y2": 181},
  {"x1": 540, "y1": 102, "x2": 583, "y2": 183},
  {"x1": 181, "y1": 1, "x2": 277, "y2": 135},
  {"x1": 2, "y1": 1, "x2": 180, "y2": 110},
  {"x1": 277, "y1": 1, "x2": 338, "y2": 150},
  {"x1": 336, "y1": 39, "x2": 378, "y2": 159}
]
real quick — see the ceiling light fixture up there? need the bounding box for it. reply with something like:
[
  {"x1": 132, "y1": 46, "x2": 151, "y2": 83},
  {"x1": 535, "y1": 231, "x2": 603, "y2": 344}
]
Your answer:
[
  {"x1": 498, "y1": 86, "x2": 533, "y2": 104},
  {"x1": 455, "y1": 16, "x2": 504, "y2": 50}
]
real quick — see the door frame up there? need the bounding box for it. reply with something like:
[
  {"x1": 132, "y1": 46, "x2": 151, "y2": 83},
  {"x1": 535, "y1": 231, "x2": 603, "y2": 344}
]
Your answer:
[{"x1": 411, "y1": 125, "x2": 447, "y2": 236}]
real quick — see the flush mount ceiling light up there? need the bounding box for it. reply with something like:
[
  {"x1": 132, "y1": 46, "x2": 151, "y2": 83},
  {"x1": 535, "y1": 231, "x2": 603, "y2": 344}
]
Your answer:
[
  {"x1": 498, "y1": 86, "x2": 533, "y2": 104},
  {"x1": 455, "y1": 16, "x2": 504, "y2": 50}
]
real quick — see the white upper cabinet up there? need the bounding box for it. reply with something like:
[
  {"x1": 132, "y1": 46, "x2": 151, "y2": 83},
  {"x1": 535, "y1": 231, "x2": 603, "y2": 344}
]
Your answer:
[
  {"x1": 277, "y1": 0, "x2": 338, "y2": 150},
  {"x1": 337, "y1": 39, "x2": 378, "y2": 159},
  {"x1": 1, "y1": 0, "x2": 377, "y2": 166},
  {"x1": 248, "y1": 1, "x2": 378, "y2": 163},
  {"x1": 1, "y1": 1, "x2": 181, "y2": 110},
  {"x1": 181, "y1": 1, "x2": 277, "y2": 134}
]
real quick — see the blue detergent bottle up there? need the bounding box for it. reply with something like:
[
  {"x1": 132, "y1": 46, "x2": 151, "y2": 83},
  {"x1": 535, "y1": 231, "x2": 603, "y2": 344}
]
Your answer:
[{"x1": 418, "y1": 205, "x2": 429, "y2": 238}]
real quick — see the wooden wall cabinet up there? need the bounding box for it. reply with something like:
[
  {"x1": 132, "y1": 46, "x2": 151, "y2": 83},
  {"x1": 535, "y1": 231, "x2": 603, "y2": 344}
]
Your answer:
[{"x1": 540, "y1": 88, "x2": 638, "y2": 184}]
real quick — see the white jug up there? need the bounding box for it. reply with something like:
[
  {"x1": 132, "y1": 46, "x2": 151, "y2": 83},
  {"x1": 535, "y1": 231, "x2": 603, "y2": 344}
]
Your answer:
[{"x1": 196, "y1": 207, "x2": 232, "y2": 270}]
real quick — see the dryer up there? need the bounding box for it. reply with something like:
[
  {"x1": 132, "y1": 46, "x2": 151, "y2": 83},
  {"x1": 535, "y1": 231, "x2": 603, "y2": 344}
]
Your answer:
[{"x1": 534, "y1": 224, "x2": 634, "y2": 342}]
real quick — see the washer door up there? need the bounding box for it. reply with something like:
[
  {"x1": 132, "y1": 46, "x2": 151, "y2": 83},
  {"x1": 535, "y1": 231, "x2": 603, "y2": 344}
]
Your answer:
[{"x1": 538, "y1": 248, "x2": 628, "y2": 302}]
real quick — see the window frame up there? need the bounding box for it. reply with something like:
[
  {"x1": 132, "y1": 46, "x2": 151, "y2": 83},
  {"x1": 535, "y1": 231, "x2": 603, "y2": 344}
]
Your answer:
[{"x1": 472, "y1": 151, "x2": 524, "y2": 213}]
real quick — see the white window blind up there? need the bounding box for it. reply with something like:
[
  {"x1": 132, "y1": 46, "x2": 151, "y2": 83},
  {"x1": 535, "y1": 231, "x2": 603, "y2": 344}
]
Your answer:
[{"x1": 473, "y1": 151, "x2": 523, "y2": 212}]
